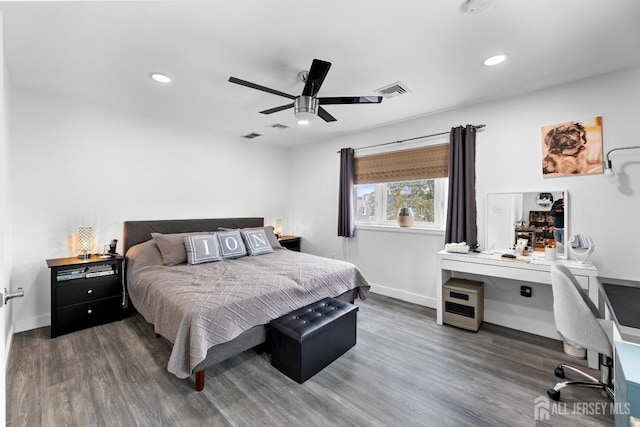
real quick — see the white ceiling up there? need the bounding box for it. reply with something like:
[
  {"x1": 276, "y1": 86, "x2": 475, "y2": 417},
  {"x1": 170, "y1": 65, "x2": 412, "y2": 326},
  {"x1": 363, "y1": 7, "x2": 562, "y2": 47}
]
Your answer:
[{"x1": 2, "y1": 0, "x2": 640, "y2": 147}]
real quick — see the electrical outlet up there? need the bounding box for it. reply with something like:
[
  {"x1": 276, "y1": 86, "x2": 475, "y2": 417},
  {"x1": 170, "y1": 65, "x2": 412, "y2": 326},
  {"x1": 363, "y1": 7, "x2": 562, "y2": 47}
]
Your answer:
[{"x1": 520, "y1": 286, "x2": 532, "y2": 297}]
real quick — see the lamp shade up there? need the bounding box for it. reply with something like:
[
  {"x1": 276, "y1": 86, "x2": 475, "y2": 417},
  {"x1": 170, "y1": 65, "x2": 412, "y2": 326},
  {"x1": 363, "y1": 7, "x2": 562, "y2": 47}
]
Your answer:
[{"x1": 77, "y1": 226, "x2": 93, "y2": 259}]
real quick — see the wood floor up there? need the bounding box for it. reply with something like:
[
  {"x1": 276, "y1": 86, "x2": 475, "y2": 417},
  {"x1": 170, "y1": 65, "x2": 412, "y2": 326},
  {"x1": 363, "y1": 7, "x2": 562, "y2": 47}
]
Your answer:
[{"x1": 7, "y1": 294, "x2": 613, "y2": 426}]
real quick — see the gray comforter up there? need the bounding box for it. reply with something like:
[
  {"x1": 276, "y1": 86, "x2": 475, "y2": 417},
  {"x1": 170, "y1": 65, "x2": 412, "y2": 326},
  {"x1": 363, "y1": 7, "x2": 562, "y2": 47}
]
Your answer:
[{"x1": 126, "y1": 241, "x2": 370, "y2": 378}]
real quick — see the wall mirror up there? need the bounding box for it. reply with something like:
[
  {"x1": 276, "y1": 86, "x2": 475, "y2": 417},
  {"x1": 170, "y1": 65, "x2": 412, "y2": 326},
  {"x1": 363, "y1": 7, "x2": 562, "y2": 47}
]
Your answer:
[{"x1": 485, "y1": 191, "x2": 568, "y2": 258}]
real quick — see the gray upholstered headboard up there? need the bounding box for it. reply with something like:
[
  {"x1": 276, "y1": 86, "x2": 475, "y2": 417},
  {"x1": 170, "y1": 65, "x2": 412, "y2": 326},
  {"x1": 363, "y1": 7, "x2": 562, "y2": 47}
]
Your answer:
[{"x1": 123, "y1": 217, "x2": 264, "y2": 255}]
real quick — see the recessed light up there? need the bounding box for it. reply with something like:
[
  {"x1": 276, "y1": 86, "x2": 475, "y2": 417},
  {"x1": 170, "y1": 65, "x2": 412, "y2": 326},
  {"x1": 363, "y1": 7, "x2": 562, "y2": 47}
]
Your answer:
[
  {"x1": 483, "y1": 54, "x2": 508, "y2": 67},
  {"x1": 150, "y1": 73, "x2": 171, "y2": 83},
  {"x1": 297, "y1": 119, "x2": 310, "y2": 125}
]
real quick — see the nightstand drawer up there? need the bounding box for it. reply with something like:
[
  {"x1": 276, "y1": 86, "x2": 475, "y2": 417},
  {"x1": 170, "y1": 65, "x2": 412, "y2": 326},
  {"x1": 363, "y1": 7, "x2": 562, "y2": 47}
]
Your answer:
[
  {"x1": 56, "y1": 296, "x2": 122, "y2": 333},
  {"x1": 57, "y1": 276, "x2": 121, "y2": 307},
  {"x1": 278, "y1": 235, "x2": 301, "y2": 252}
]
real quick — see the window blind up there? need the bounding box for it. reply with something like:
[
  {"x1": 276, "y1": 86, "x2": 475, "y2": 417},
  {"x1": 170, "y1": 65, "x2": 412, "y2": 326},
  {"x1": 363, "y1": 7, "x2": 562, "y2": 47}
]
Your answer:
[{"x1": 354, "y1": 143, "x2": 449, "y2": 184}]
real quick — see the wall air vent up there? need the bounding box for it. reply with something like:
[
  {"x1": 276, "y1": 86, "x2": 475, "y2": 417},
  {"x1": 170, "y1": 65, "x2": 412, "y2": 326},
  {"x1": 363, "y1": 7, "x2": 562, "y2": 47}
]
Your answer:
[
  {"x1": 269, "y1": 123, "x2": 289, "y2": 130},
  {"x1": 374, "y1": 81, "x2": 411, "y2": 99},
  {"x1": 242, "y1": 132, "x2": 262, "y2": 139}
]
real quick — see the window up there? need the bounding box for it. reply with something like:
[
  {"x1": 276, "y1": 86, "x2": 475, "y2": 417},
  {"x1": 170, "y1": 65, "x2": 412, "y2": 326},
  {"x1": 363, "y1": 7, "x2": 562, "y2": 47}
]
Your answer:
[
  {"x1": 353, "y1": 142, "x2": 449, "y2": 229},
  {"x1": 355, "y1": 178, "x2": 447, "y2": 228}
]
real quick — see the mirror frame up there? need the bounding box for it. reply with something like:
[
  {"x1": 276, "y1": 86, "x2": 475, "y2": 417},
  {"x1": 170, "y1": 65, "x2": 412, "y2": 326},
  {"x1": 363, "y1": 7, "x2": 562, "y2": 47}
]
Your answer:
[{"x1": 485, "y1": 190, "x2": 568, "y2": 259}]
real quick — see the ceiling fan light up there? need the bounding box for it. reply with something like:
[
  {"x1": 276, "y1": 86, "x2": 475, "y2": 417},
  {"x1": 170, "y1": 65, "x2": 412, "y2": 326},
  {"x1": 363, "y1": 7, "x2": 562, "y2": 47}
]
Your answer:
[
  {"x1": 295, "y1": 113, "x2": 313, "y2": 125},
  {"x1": 294, "y1": 96, "x2": 318, "y2": 124}
]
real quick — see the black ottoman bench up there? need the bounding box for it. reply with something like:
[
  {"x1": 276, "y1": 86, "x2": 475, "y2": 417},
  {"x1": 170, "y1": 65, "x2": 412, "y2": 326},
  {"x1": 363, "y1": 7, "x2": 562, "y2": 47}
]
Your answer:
[{"x1": 270, "y1": 297, "x2": 358, "y2": 384}]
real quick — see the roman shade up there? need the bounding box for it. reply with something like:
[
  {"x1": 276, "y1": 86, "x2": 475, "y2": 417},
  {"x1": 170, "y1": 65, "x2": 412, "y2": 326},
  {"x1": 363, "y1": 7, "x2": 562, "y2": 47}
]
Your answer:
[{"x1": 354, "y1": 143, "x2": 449, "y2": 184}]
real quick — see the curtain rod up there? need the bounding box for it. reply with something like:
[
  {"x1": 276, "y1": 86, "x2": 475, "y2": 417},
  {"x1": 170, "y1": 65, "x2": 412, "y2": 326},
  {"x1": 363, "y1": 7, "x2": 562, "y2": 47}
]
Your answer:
[{"x1": 336, "y1": 124, "x2": 485, "y2": 153}]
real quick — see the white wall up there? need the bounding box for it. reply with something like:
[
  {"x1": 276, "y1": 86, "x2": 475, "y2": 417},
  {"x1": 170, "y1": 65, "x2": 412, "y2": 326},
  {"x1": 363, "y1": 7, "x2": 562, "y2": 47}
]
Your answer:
[
  {"x1": 1, "y1": 12, "x2": 11, "y2": 421},
  {"x1": 9, "y1": 88, "x2": 290, "y2": 332},
  {"x1": 7, "y1": 64, "x2": 640, "y2": 337},
  {"x1": 289, "y1": 65, "x2": 640, "y2": 336}
]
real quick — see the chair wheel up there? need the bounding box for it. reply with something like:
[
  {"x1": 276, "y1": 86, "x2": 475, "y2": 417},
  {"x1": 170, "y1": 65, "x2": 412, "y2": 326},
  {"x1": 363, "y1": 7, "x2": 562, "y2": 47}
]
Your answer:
[
  {"x1": 547, "y1": 388, "x2": 560, "y2": 401},
  {"x1": 554, "y1": 367, "x2": 565, "y2": 378}
]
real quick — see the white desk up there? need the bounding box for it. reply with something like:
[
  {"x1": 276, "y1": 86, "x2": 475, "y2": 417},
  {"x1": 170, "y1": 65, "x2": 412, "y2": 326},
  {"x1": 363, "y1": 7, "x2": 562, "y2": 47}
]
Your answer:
[
  {"x1": 437, "y1": 250, "x2": 600, "y2": 368},
  {"x1": 600, "y1": 279, "x2": 640, "y2": 425},
  {"x1": 601, "y1": 278, "x2": 640, "y2": 346}
]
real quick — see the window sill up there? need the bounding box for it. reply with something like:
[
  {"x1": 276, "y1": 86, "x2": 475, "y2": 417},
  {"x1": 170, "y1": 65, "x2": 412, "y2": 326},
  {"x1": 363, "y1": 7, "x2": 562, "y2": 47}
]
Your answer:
[{"x1": 355, "y1": 223, "x2": 445, "y2": 236}]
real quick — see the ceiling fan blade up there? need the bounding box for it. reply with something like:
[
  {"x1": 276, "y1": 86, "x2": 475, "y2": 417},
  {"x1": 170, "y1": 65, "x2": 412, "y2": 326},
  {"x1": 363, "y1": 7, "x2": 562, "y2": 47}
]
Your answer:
[
  {"x1": 318, "y1": 96, "x2": 383, "y2": 105},
  {"x1": 260, "y1": 103, "x2": 294, "y2": 115},
  {"x1": 228, "y1": 77, "x2": 296, "y2": 99},
  {"x1": 317, "y1": 106, "x2": 337, "y2": 122},
  {"x1": 302, "y1": 59, "x2": 332, "y2": 97}
]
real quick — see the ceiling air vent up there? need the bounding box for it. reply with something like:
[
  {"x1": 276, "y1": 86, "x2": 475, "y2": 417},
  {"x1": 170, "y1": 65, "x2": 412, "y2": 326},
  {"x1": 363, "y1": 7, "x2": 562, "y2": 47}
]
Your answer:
[
  {"x1": 463, "y1": 0, "x2": 494, "y2": 14},
  {"x1": 242, "y1": 132, "x2": 262, "y2": 139},
  {"x1": 269, "y1": 123, "x2": 289, "y2": 130},
  {"x1": 374, "y1": 81, "x2": 411, "y2": 99}
]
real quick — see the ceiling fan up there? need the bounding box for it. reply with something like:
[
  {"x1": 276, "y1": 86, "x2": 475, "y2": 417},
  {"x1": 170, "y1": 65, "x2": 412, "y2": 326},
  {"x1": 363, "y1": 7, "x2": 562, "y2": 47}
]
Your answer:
[{"x1": 228, "y1": 59, "x2": 383, "y2": 125}]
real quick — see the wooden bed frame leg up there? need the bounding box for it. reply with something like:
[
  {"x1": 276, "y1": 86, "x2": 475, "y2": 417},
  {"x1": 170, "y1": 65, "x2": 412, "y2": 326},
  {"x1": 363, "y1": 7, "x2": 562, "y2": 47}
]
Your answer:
[{"x1": 195, "y1": 370, "x2": 205, "y2": 392}]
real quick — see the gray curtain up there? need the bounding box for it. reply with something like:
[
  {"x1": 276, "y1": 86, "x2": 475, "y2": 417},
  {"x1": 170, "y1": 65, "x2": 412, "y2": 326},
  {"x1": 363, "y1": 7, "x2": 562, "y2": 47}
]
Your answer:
[
  {"x1": 337, "y1": 148, "x2": 355, "y2": 237},
  {"x1": 445, "y1": 125, "x2": 478, "y2": 248}
]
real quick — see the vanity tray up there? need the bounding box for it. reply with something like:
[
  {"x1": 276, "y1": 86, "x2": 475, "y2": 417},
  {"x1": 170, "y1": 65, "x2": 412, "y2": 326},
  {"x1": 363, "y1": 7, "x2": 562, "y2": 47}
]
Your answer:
[{"x1": 445, "y1": 243, "x2": 470, "y2": 254}]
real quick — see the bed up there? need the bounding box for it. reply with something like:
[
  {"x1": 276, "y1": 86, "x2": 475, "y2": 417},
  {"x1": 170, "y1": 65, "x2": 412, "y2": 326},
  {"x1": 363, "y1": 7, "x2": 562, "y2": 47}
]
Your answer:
[{"x1": 123, "y1": 217, "x2": 370, "y2": 391}]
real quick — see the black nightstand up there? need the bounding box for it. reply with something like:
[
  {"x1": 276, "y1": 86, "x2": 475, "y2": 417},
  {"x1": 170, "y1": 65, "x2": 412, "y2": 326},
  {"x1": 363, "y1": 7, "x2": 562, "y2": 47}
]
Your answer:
[
  {"x1": 278, "y1": 235, "x2": 301, "y2": 252},
  {"x1": 46, "y1": 254, "x2": 124, "y2": 338}
]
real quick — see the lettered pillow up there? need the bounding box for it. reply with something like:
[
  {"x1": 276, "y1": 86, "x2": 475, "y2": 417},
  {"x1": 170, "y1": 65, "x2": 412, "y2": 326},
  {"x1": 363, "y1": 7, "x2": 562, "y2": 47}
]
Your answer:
[
  {"x1": 183, "y1": 235, "x2": 222, "y2": 265},
  {"x1": 218, "y1": 226, "x2": 282, "y2": 249},
  {"x1": 241, "y1": 229, "x2": 274, "y2": 256},
  {"x1": 216, "y1": 230, "x2": 247, "y2": 259}
]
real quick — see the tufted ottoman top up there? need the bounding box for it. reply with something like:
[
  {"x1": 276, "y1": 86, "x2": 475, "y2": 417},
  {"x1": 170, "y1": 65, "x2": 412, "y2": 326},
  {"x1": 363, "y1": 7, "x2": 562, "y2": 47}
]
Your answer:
[{"x1": 271, "y1": 297, "x2": 358, "y2": 342}]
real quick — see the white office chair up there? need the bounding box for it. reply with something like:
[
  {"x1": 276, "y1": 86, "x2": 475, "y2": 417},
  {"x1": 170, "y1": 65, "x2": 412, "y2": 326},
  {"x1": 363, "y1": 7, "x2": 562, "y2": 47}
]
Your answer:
[{"x1": 547, "y1": 264, "x2": 614, "y2": 401}]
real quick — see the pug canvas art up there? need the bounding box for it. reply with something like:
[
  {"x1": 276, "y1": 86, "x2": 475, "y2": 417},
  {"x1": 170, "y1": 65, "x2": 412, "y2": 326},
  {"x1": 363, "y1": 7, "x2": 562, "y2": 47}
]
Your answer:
[{"x1": 541, "y1": 116, "x2": 603, "y2": 177}]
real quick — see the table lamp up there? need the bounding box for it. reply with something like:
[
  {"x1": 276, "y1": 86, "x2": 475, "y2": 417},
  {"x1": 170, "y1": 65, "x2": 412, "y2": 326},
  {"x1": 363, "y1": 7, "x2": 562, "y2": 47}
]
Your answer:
[{"x1": 77, "y1": 226, "x2": 93, "y2": 259}]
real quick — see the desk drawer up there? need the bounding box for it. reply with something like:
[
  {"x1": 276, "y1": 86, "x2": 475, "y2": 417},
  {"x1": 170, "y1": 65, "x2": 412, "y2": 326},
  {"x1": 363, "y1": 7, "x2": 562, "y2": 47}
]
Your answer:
[
  {"x1": 56, "y1": 296, "x2": 121, "y2": 333},
  {"x1": 57, "y1": 276, "x2": 120, "y2": 307}
]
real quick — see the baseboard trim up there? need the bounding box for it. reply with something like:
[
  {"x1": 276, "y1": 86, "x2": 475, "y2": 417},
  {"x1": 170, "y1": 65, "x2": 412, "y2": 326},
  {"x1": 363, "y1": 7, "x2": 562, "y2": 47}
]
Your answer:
[
  {"x1": 14, "y1": 314, "x2": 50, "y2": 334},
  {"x1": 369, "y1": 283, "x2": 436, "y2": 309},
  {"x1": 10, "y1": 289, "x2": 435, "y2": 335},
  {"x1": 5, "y1": 321, "x2": 14, "y2": 370}
]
